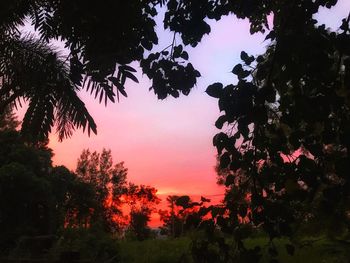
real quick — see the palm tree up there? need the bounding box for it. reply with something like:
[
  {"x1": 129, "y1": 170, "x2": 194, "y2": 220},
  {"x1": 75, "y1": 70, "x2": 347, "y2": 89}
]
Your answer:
[
  {"x1": 0, "y1": 1, "x2": 97, "y2": 141},
  {"x1": 0, "y1": 33, "x2": 97, "y2": 142},
  {"x1": 0, "y1": 1, "x2": 141, "y2": 142},
  {"x1": 1, "y1": 0, "x2": 196, "y2": 141}
]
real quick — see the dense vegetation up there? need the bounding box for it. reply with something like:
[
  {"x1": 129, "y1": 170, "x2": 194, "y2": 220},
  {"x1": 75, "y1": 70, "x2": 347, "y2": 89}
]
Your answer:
[
  {"x1": 0, "y1": 112, "x2": 162, "y2": 260},
  {"x1": 1, "y1": 0, "x2": 350, "y2": 262}
]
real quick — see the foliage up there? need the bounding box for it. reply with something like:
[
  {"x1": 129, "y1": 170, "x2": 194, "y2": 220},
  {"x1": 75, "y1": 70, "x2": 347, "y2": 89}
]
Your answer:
[
  {"x1": 0, "y1": 34, "x2": 97, "y2": 142},
  {"x1": 0, "y1": 163, "x2": 53, "y2": 252},
  {"x1": 125, "y1": 184, "x2": 161, "y2": 240},
  {"x1": 118, "y1": 235, "x2": 350, "y2": 263},
  {"x1": 2, "y1": 0, "x2": 350, "y2": 261},
  {"x1": 49, "y1": 165, "x2": 97, "y2": 231},
  {"x1": 0, "y1": 111, "x2": 160, "y2": 259},
  {"x1": 0, "y1": 112, "x2": 48, "y2": 253},
  {"x1": 6, "y1": 0, "x2": 283, "y2": 140},
  {"x1": 0, "y1": 104, "x2": 20, "y2": 131},
  {"x1": 159, "y1": 195, "x2": 184, "y2": 237},
  {"x1": 159, "y1": 195, "x2": 211, "y2": 238},
  {"x1": 127, "y1": 210, "x2": 153, "y2": 241},
  {"x1": 75, "y1": 148, "x2": 128, "y2": 232},
  {"x1": 0, "y1": 129, "x2": 50, "y2": 253},
  {"x1": 0, "y1": 0, "x2": 201, "y2": 140},
  {"x1": 75, "y1": 149, "x2": 162, "y2": 239},
  {"x1": 204, "y1": 2, "x2": 350, "y2": 262},
  {"x1": 49, "y1": 227, "x2": 120, "y2": 262},
  {"x1": 0, "y1": 119, "x2": 98, "y2": 256}
]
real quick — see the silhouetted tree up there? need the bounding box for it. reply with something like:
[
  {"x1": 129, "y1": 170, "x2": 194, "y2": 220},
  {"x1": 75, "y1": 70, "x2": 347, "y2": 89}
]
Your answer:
[
  {"x1": 203, "y1": 3, "x2": 350, "y2": 262},
  {"x1": 159, "y1": 195, "x2": 182, "y2": 237},
  {"x1": 0, "y1": 0, "x2": 200, "y2": 139},
  {"x1": 49, "y1": 166, "x2": 97, "y2": 230},
  {"x1": 75, "y1": 148, "x2": 128, "y2": 232},
  {"x1": 0, "y1": 162, "x2": 53, "y2": 252},
  {"x1": 0, "y1": 104, "x2": 19, "y2": 131},
  {"x1": 160, "y1": 195, "x2": 211, "y2": 237},
  {"x1": 0, "y1": 118, "x2": 53, "y2": 252},
  {"x1": 125, "y1": 184, "x2": 160, "y2": 240},
  {"x1": 0, "y1": 33, "x2": 97, "y2": 142},
  {"x1": 0, "y1": 112, "x2": 100, "y2": 255}
]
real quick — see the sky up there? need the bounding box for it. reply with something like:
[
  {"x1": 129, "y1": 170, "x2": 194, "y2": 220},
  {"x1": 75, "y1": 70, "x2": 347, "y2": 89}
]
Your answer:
[
  {"x1": 47, "y1": 16, "x2": 268, "y2": 196},
  {"x1": 19, "y1": 2, "x2": 350, "y2": 227}
]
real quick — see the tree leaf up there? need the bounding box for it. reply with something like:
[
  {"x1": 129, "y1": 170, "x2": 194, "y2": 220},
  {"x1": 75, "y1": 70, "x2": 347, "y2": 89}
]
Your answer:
[
  {"x1": 180, "y1": 51, "x2": 189, "y2": 60},
  {"x1": 123, "y1": 71, "x2": 139, "y2": 83},
  {"x1": 220, "y1": 152, "x2": 231, "y2": 169},
  {"x1": 114, "y1": 81, "x2": 128, "y2": 98},
  {"x1": 240, "y1": 51, "x2": 249, "y2": 61},
  {"x1": 201, "y1": 196, "x2": 211, "y2": 203},
  {"x1": 108, "y1": 76, "x2": 119, "y2": 86},
  {"x1": 231, "y1": 64, "x2": 243, "y2": 75},
  {"x1": 206, "y1": 83, "x2": 223, "y2": 98},
  {"x1": 176, "y1": 195, "x2": 191, "y2": 208},
  {"x1": 215, "y1": 115, "x2": 227, "y2": 129},
  {"x1": 119, "y1": 65, "x2": 137, "y2": 72}
]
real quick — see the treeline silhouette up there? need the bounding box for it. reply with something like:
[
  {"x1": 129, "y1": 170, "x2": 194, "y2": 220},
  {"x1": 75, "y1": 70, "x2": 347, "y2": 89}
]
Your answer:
[
  {"x1": 0, "y1": 111, "x2": 149, "y2": 259},
  {"x1": 0, "y1": 109, "x2": 217, "y2": 261}
]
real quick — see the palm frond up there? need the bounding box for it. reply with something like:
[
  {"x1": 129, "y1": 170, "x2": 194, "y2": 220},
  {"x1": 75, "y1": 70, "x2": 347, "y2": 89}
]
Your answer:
[
  {"x1": 0, "y1": 0, "x2": 34, "y2": 33},
  {"x1": 0, "y1": 34, "x2": 97, "y2": 141}
]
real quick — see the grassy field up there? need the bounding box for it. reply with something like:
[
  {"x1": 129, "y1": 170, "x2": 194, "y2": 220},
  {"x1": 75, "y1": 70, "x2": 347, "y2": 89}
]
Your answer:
[
  {"x1": 119, "y1": 236, "x2": 350, "y2": 263},
  {"x1": 119, "y1": 237, "x2": 192, "y2": 263}
]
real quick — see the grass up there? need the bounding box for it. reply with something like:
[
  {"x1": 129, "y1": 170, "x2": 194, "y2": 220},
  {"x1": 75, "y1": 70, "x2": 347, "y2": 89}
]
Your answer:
[
  {"x1": 119, "y1": 237, "x2": 192, "y2": 263},
  {"x1": 118, "y1": 236, "x2": 350, "y2": 263}
]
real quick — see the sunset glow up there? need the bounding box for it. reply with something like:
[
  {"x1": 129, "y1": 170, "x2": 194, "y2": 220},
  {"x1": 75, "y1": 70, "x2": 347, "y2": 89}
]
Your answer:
[
  {"x1": 47, "y1": 17, "x2": 267, "y2": 202},
  {"x1": 21, "y1": 2, "x2": 350, "y2": 227}
]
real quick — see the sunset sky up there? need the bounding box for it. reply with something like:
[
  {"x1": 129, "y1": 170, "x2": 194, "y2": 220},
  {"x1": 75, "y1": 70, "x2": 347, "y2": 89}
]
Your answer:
[
  {"x1": 47, "y1": 16, "x2": 266, "y2": 199},
  {"x1": 19, "y1": 2, "x2": 350, "y2": 226}
]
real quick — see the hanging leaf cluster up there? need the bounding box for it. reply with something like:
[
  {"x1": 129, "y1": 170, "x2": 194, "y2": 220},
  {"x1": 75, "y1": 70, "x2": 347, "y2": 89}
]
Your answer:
[{"x1": 206, "y1": 5, "x2": 350, "y2": 262}]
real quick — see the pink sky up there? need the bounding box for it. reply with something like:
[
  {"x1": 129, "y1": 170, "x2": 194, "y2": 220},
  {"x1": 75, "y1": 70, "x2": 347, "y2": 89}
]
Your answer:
[
  {"x1": 47, "y1": 16, "x2": 267, "y2": 198},
  {"x1": 18, "y1": 2, "x2": 350, "y2": 227}
]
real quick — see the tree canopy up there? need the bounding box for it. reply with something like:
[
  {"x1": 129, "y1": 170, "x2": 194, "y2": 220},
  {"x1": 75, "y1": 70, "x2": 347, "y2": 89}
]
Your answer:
[
  {"x1": 1, "y1": 0, "x2": 348, "y2": 141},
  {"x1": 0, "y1": 126, "x2": 162, "y2": 257},
  {"x1": 1, "y1": 0, "x2": 350, "y2": 261}
]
